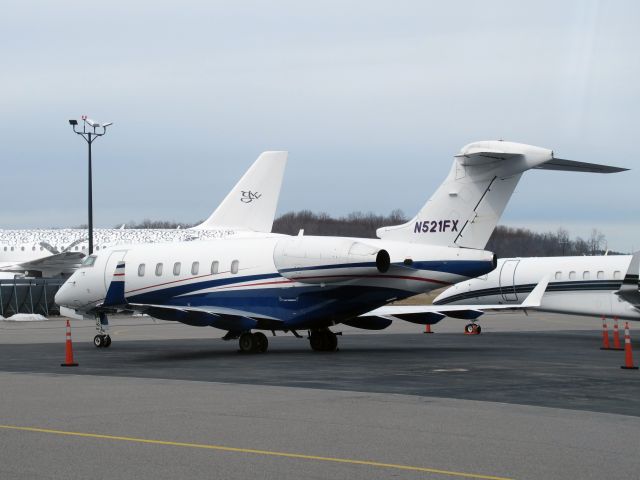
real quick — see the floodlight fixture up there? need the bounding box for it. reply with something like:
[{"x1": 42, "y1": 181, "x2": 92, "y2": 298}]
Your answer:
[
  {"x1": 102, "y1": 122, "x2": 113, "y2": 127},
  {"x1": 85, "y1": 118, "x2": 97, "y2": 127},
  {"x1": 68, "y1": 119, "x2": 78, "y2": 126}
]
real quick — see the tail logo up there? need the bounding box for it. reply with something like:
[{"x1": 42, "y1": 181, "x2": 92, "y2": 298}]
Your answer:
[
  {"x1": 241, "y1": 190, "x2": 262, "y2": 203},
  {"x1": 414, "y1": 220, "x2": 459, "y2": 234}
]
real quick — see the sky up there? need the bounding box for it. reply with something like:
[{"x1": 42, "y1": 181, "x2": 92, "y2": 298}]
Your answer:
[{"x1": 1, "y1": 0, "x2": 639, "y2": 251}]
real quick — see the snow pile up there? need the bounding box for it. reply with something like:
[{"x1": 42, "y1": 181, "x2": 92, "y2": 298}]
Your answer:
[{"x1": 3, "y1": 314, "x2": 49, "y2": 322}]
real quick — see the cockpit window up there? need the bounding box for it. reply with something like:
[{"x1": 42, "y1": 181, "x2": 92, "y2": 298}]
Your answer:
[{"x1": 81, "y1": 255, "x2": 97, "y2": 267}]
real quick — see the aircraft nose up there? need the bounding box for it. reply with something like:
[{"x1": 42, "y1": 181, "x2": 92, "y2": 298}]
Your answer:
[{"x1": 55, "y1": 280, "x2": 76, "y2": 307}]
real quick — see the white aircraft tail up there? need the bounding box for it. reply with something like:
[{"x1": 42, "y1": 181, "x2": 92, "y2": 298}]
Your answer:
[
  {"x1": 192, "y1": 151, "x2": 288, "y2": 232},
  {"x1": 377, "y1": 140, "x2": 626, "y2": 249}
]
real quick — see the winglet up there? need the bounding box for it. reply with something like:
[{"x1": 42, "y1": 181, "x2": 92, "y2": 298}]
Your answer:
[
  {"x1": 616, "y1": 251, "x2": 640, "y2": 306},
  {"x1": 102, "y1": 261, "x2": 127, "y2": 307},
  {"x1": 192, "y1": 151, "x2": 288, "y2": 232},
  {"x1": 521, "y1": 276, "x2": 549, "y2": 308}
]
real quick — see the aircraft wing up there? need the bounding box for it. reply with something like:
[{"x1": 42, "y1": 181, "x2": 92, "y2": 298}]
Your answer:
[
  {"x1": 616, "y1": 251, "x2": 640, "y2": 307},
  {"x1": 359, "y1": 276, "x2": 549, "y2": 325},
  {"x1": 126, "y1": 303, "x2": 284, "y2": 331},
  {"x1": 0, "y1": 251, "x2": 85, "y2": 275}
]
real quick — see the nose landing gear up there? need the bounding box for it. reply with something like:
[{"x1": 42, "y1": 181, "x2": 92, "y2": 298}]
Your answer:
[{"x1": 94, "y1": 312, "x2": 112, "y2": 348}]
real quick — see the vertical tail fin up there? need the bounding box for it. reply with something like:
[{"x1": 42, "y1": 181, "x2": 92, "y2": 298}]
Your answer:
[
  {"x1": 377, "y1": 140, "x2": 625, "y2": 249},
  {"x1": 192, "y1": 151, "x2": 288, "y2": 232}
]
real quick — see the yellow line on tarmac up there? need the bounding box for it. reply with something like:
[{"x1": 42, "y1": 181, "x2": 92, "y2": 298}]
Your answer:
[{"x1": 0, "y1": 424, "x2": 513, "y2": 480}]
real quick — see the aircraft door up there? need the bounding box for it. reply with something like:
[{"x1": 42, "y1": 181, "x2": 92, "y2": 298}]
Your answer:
[
  {"x1": 104, "y1": 250, "x2": 128, "y2": 289},
  {"x1": 499, "y1": 259, "x2": 520, "y2": 302}
]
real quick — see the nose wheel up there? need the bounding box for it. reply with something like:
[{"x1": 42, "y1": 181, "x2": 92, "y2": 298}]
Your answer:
[
  {"x1": 94, "y1": 312, "x2": 112, "y2": 348},
  {"x1": 94, "y1": 334, "x2": 112, "y2": 348}
]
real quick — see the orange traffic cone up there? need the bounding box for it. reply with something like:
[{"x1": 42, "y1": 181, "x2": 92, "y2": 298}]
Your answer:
[
  {"x1": 600, "y1": 316, "x2": 611, "y2": 350},
  {"x1": 61, "y1": 320, "x2": 79, "y2": 367},
  {"x1": 423, "y1": 324, "x2": 433, "y2": 334},
  {"x1": 612, "y1": 317, "x2": 623, "y2": 350},
  {"x1": 621, "y1": 322, "x2": 638, "y2": 370}
]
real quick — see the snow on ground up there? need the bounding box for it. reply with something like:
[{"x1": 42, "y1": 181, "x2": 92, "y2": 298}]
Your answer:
[{"x1": 1, "y1": 314, "x2": 49, "y2": 322}]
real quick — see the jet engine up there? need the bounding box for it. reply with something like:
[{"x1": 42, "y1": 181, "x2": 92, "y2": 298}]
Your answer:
[{"x1": 273, "y1": 236, "x2": 390, "y2": 284}]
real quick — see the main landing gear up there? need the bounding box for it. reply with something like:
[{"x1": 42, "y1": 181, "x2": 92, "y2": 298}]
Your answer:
[
  {"x1": 94, "y1": 312, "x2": 112, "y2": 348},
  {"x1": 238, "y1": 332, "x2": 269, "y2": 353},
  {"x1": 309, "y1": 329, "x2": 338, "y2": 352},
  {"x1": 464, "y1": 323, "x2": 482, "y2": 335}
]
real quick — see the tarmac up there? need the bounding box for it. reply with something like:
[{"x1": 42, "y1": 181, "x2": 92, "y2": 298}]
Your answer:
[{"x1": 1, "y1": 313, "x2": 639, "y2": 480}]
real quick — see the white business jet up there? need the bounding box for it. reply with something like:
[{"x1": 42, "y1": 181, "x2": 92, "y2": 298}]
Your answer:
[
  {"x1": 0, "y1": 151, "x2": 287, "y2": 277},
  {"x1": 55, "y1": 140, "x2": 625, "y2": 352},
  {"x1": 433, "y1": 252, "x2": 640, "y2": 325}
]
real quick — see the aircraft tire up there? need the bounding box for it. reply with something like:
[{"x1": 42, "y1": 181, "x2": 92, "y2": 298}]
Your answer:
[
  {"x1": 475, "y1": 325, "x2": 482, "y2": 334},
  {"x1": 464, "y1": 324, "x2": 475, "y2": 334},
  {"x1": 93, "y1": 335, "x2": 104, "y2": 348},
  {"x1": 104, "y1": 335, "x2": 112, "y2": 348},
  {"x1": 325, "y1": 331, "x2": 338, "y2": 351},
  {"x1": 309, "y1": 331, "x2": 327, "y2": 351},
  {"x1": 239, "y1": 332, "x2": 256, "y2": 353},
  {"x1": 254, "y1": 332, "x2": 268, "y2": 353}
]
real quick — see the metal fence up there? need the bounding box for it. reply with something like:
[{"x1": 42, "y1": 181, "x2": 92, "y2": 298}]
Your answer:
[{"x1": 0, "y1": 279, "x2": 64, "y2": 317}]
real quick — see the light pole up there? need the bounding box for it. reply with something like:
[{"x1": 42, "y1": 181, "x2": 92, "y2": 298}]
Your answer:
[{"x1": 68, "y1": 116, "x2": 113, "y2": 255}]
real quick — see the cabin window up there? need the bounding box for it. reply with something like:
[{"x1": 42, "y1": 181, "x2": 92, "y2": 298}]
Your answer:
[
  {"x1": 583, "y1": 271, "x2": 590, "y2": 280},
  {"x1": 138, "y1": 264, "x2": 146, "y2": 277},
  {"x1": 555, "y1": 271, "x2": 562, "y2": 280},
  {"x1": 614, "y1": 270, "x2": 622, "y2": 280},
  {"x1": 569, "y1": 271, "x2": 576, "y2": 280},
  {"x1": 3, "y1": 247, "x2": 6, "y2": 251},
  {"x1": 21, "y1": 246, "x2": 24, "y2": 251},
  {"x1": 191, "y1": 261, "x2": 199, "y2": 275},
  {"x1": 173, "y1": 262, "x2": 181, "y2": 276},
  {"x1": 96, "y1": 246, "x2": 100, "y2": 251},
  {"x1": 32, "y1": 246, "x2": 35, "y2": 251},
  {"x1": 211, "y1": 261, "x2": 219, "y2": 274},
  {"x1": 231, "y1": 260, "x2": 239, "y2": 274},
  {"x1": 597, "y1": 271, "x2": 604, "y2": 280},
  {"x1": 10, "y1": 247, "x2": 14, "y2": 251},
  {"x1": 155, "y1": 263, "x2": 163, "y2": 276}
]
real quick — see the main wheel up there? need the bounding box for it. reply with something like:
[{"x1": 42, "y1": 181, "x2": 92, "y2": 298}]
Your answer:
[
  {"x1": 239, "y1": 332, "x2": 256, "y2": 353},
  {"x1": 475, "y1": 325, "x2": 482, "y2": 334},
  {"x1": 254, "y1": 332, "x2": 268, "y2": 353},
  {"x1": 325, "y1": 331, "x2": 338, "y2": 351},
  {"x1": 464, "y1": 324, "x2": 475, "y2": 334},
  {"x1": 104, "y1": 335, "x2": 112, "y2": 347},
  {"x1": 309, "y1": 331, "x2": 327, "y2": 351},
  {"x1": 93, "y1": 335, "x2": 104, "y2": 348}
]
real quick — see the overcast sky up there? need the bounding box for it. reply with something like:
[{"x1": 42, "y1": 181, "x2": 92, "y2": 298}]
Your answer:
[{"x1": 1, "y1": 1, "x2": 638, "y2": 250}]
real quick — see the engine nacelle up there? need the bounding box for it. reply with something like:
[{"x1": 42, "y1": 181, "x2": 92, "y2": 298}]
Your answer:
[{"x1": 274, "y1": 236, "x2": 390, "y2": 284}]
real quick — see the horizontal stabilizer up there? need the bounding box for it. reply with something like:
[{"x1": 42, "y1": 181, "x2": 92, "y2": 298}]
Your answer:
[{"x1": 534, "y1": 158, "x2": 627, "y2": 174}]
